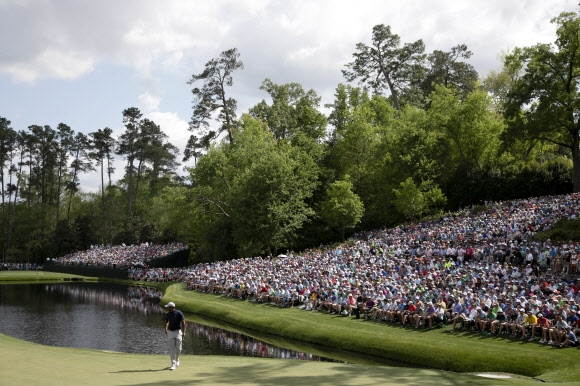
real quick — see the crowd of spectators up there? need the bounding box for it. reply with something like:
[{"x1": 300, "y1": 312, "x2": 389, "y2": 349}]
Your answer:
[
  {"x1": 0, "y1": 262, "x2": 41, "y2": 271},
  {"x1": 51, "y1": 242, "x2": 188, "y2": 270},
  {"x1": 129, "y1": 194, "x2": 580, "y2": 348},
  {"x1": 8, "y1": 194, "x2": 578, "y2": 347}
]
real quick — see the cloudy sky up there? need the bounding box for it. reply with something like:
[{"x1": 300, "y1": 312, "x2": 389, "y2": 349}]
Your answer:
[{"x1": 0, "y1": 0, "x2": 578, "y2": 191}]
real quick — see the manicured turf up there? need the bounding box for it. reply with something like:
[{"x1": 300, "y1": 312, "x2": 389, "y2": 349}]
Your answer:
[
  {"x1": 0, "y1": 270, "x2": 97, "y2": 282},
  {"x1": 0, "y1": 333, "x2": 521, "y2": 386},
  {"x1": 2, "y1": 272, "x2": 580, "y2": 385}
]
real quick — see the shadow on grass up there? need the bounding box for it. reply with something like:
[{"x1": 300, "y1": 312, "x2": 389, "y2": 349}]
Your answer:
[
  {"x1": 111, "y1": 368, "x2": 169, "y2": 373},
  {"x1": 125, "y1": 361, "x2": 494, "y2": 386}
]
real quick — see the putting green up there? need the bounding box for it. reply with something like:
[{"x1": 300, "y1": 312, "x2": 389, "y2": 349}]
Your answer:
[{"x1": 0, "y1": 333, "x2": 518, "y2": 385}]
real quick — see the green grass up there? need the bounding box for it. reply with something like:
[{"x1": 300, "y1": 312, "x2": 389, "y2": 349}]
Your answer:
[
  {"x1": 0, "y1": 270, "x2": 97, "y2": 282},
  {"x1": 2, "y1": 272, "x2": 580, "y2": 384},
  {"x1": 0, "y1": 332, "x2": 529, "y2": 386}
]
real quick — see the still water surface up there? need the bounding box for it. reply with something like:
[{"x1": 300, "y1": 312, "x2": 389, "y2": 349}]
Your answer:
[{"x1": 0, "y1": 282, "x2": 334, "y2": 361}]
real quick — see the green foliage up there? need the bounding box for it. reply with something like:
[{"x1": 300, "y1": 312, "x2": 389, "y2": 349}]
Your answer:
[
  {"x1": 186, "y1": 48, "x2": 244, "y2": 146},
  {"x1": 228, "y1": 116, "x2": 319, "y2": 256},
  {"x1": 503, "y1": 11, "x2": 580, "y2": 191},
  {"x1": 392, "y1": 177, "x2": 446, "y2": 221},
  {"x1": 320, "y1": 179, "x2": 364, "y2": 239},
  {"x1": 249, "y1": 79, "x2": 327, "y2": 141},
  {"x1": 343, "y1": 24, "x2": 426, "y2": 111},
  {"x1": 419, "y1": 44, "x2": 478, "y2": 104},
  {"x1": 4, "y1": 20, "x2": 580, "y2": 263},
  {"x1": 187, "y1": 115, "x2": 321, "y2": 258}
]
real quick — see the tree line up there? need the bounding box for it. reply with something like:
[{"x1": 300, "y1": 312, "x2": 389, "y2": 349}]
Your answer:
[{"x1": 1, "y1": 10, "x2": 579, "y2": 263}]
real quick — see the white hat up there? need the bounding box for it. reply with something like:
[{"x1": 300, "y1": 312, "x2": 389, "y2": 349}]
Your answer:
[{"x1": 165, "y1": 302, "x2": 176, "y2": 308}]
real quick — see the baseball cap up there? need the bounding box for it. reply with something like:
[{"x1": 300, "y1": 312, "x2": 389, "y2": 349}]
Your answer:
[{"x1": 165, "y1": 302, "x2": 176, "y2": 308}]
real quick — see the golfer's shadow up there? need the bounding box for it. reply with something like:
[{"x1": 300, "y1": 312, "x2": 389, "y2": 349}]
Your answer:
[{"x1": 110, "y1": 368, "x2": 169, "y2": 373}]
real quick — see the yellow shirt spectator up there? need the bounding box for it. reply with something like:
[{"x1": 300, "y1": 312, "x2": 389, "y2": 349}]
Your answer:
[{"x1": 524, "y1": 313, "x2": 537, "y2": 326}]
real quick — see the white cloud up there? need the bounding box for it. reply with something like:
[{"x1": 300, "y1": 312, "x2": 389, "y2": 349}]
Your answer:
[
  {"x1": 146, "y1": 111, "x2": 190, "y2": 165},
  {"x1": 1, "y1": 48, "x2": 94, "y2": 84},
  {"x1": 2, "y1": 0, "x2": 580, "y2": 191},
  {"x1": 138, "y1": 92, "x2": 161, "y2": 113}
]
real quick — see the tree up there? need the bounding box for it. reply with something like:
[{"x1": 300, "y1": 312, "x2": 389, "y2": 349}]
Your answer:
[
  {"x1": 55, "y1": 123, "x2": 74, "y2": 222},
  {"x1": 5, "y1": 131, "x2": 27, "y2": 260},
  {"x1": 183, "y1": 134, "x2": 205, "y2": 165},
  {"x1": 427, "y1": 85, "x2": 504, "y2": 206},
  {"x1": 138, "y1": 120, "x2": 179, "y2": 196},
  {"x1": 249, "y1": 79, "x2": 327, "y2": 141},
  {"x1": 117, "y1": 107, "x2": 142, "y2": 219},
  {"x1": 343, "y1": 24, "x2": 425, "y2": 111},
  {"x1": 66, "y1": 132, "x2": 94, "y2": 219},
  {"x1": 482, "y1": 49, "x2": 524, "y2": 112},
  {"x1": 27, "y1": 124, "x2": 57, "y2": 205},
  {"x1": 228, "y1": 116, "x2": 319, "y2": 256},
  {"x1": 186, "y1": 48, "x2": 244, "y2": 149},
  {"x1": 421, "y1": 44, "x2": 478, "y2": 103},
  {"x1": 0, "y1": 118, "x2": 16, "y2": 213},
  {"x1": 0, "y1": 117, "x2": 16, "y2": 260},
  {"x1": 503, "y1": 11, "x2": 580, "y2": 191},
  {"x1": 320, "y1": 179, "x2": 364, "y2": 240},
  {"x1": 189, "y1": 115, "x2": 320, "y2": 258},
  {"x1": 89, "y1": 127, "x2": 115, "y2": 202},
  {"x1": 392, "y1": 177, "x2": 446, "y2": 221},
  {"x1": 326, "y1": 84, "x2": 369, "y2": 137}
]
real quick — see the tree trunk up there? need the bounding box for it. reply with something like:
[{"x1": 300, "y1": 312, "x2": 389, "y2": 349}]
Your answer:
[
  {"x1": 56, "y1": 165, "x2": 63, "y2": 223},
  {"x1": 100, "y1": 159, "x2": 105, "y2": 206},
  {"x1": 126, "y1": 158, "x2": 134, "y2": 219},
  {"x1": 385, "y1": 75, "x2": 401, "y2": 112},
  {"x1": 6, "y1": 154, "x2": 23, "y2": 259},
  {"x1": 573, "y1": 130, "x2": 580, "y2": 193}
]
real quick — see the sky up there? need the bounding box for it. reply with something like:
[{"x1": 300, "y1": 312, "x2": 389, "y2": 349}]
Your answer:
[{"x1": 0, "y1": 0, "x2": 578, "y2": 192}]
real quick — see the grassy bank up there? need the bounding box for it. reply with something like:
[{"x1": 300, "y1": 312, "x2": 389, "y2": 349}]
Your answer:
[{"x1": 2, "y1": 272, "x2": 579, "y2": 384}]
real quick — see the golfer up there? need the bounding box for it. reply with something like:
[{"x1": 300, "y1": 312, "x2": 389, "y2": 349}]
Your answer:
[{"x1": 163, "y1": 302, "x2": 186, "y2": 370}]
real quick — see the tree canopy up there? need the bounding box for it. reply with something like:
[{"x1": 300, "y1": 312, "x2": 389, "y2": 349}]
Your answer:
[{"x1": 1, "y1": 9, "x2": 579, "y2": 263}]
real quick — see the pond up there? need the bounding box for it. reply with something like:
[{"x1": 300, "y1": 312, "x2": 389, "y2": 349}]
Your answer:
[{"x1": 0, "y1": 282, "x2": 336, "y2": 361}]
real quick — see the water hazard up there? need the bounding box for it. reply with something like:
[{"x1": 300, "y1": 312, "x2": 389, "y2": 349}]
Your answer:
[{"x1": 0, "y1": 282, "x2": 335, "y2": 361}]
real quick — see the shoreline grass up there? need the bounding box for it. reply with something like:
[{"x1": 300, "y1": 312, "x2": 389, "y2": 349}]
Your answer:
[{"x1": 2, "y1": 271, "x2": 580, "y2": 384}]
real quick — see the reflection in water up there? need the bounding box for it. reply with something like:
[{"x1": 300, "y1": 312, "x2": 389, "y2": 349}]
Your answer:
[
  {"x1": 0, "y1": 283, "x2": 338, "y2": 363},
  {"x1": 190, "y1": 323, "x2": 332, "y2": 361},
  {"x1": 43, "y1": 283, "x2": 165, "y2": 316}
]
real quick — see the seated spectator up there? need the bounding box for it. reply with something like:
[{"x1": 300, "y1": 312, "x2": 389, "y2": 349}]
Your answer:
[
  {"x1": 490, "y1": 309, "x2": 507, "y2": 335},
  {"x1": 557, "y1": 326, "x2": 579, "y2": 348},
  {"x1": 401, "y1": 301, "x2": 416, "y2": 327},
  {"x1": 548, "y1": 315, "x2": 569, "y2": 345},
  {"x1": 520, "y1": 311, "x2": 538, "y2": 340},
  {"x1": 479, "y1": 308, "x2": 496, "y2": 334},
  {"x1": 344, "y1": 293, "x2": 357, "y2": 316},
  {"x1": 509, "y1": 309, "x2": 527, "y2": 337},
  {"x1": 534, "y1": 313, "x2": 551, "y2": 343}
]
